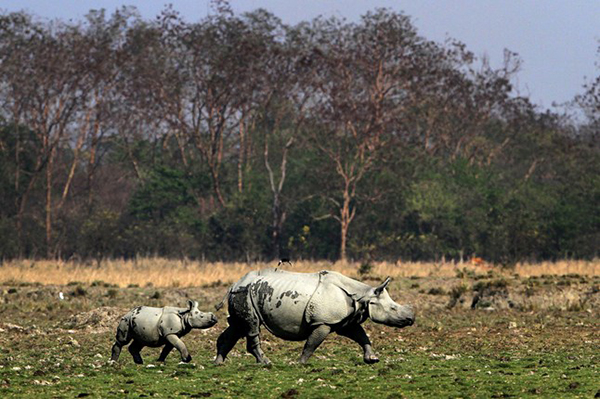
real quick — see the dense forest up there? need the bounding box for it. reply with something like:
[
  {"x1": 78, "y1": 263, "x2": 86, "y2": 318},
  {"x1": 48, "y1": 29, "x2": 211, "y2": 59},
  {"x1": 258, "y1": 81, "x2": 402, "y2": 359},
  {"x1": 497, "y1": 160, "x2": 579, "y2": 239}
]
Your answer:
[{"x1": 0, "y1": 5, "x2": 599, "y2": 263}]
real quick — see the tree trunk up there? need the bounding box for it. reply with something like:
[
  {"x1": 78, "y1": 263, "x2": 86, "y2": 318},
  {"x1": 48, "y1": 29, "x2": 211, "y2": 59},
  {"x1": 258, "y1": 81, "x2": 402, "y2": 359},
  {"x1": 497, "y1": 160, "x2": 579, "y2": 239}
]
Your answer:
[
  {"x1": 45, "y1": 147, "x2": 55, "y2": 258},
  {"x1": 338, "y1": 178, "x2": 357, "y2": 262},
  {"x1": 339, "y1": 195, "x2": 350, "y2": 262},
  {"x1": 87, "y1": 117, "x2": 100, "y2": 213},
  {"x1": 271, "y1": 195, "x2": 281, "y2": 259},
  {"x1": 15, "y1": 128, "x2": 22, "y2": 257},
  {"x1": 237, "y1": 115, "x2": 245, "y2": 194},
  {"x1": 211, "y1": 167, "x2": 226, "y2": 207},
  {"x1": 264, "y1": 137, "x2": 294, "y2": 260}
]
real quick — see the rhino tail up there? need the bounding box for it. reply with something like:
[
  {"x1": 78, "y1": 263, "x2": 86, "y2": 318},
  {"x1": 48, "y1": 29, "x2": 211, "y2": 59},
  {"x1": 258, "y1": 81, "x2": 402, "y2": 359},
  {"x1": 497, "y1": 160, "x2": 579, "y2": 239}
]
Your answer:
[{"x1": 215, "y1": 286, "x2": 233, "y2": 311}]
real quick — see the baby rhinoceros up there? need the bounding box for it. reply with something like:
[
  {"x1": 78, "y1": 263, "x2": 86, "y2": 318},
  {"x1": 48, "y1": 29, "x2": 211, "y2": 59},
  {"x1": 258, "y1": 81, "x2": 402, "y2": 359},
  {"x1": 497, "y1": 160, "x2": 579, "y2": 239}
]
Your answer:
[{"x1": 111, "y1": 300, "x2": 217, "y2": 364}]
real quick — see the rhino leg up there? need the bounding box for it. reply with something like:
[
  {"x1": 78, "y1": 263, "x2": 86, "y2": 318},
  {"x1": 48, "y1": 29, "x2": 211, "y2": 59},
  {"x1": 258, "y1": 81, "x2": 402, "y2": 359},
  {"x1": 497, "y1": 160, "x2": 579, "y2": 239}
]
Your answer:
[
  {"x1": 111, "y1": 342, "x2": 126, "y2": 362},
  {"x1": 246, "y1": 334, "x2": 270, "y2": 365},
  {"x1": 128, "y1": 341, "x2": 145, "y2": 364},
  {"x1": 157, "y1": 342, "x2": 174, "y2": 362},
  {"x1": 337, "y1": 324, "x2": 379, "y2": 364},
  {"x1": 166, "y1": 334, "x2": 191, "y2": 363},
  {"x1": 111, "y1": 316, "x2": 132, "y2": 361},
  {"x1": 216, "y1": 293, "x2": 259, "y2": 365},
  {"x1": 215, "y1": 325, "x2": 244, "y2": 365},
  {"x1": 299, "y1": 325, "x2": 331, "y2": 364}
]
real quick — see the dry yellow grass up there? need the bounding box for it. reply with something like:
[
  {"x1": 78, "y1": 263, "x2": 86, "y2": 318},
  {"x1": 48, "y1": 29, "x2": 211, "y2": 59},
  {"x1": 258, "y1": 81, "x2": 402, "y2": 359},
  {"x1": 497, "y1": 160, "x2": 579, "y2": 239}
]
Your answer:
[{"x1": 1, "y1": 258, "x2": 599, "y2": 288}]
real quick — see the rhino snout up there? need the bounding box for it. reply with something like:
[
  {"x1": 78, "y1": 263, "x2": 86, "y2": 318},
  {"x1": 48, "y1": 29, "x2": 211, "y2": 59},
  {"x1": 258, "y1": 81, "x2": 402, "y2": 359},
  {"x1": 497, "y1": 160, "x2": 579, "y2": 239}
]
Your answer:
[
  {"x1": 402, "y1": 306, "x2": 415, "y2": 326},
  {"x1": 201, "y1": 312, "x2": 218, "y2": 327}
]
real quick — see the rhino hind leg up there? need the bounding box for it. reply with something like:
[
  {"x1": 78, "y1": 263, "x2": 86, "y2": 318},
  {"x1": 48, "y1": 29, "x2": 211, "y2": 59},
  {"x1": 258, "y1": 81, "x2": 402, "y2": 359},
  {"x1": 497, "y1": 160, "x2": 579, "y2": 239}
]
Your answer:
[
  {"x1": 337, "y1": 324, "x2": 379, "y2": 364},
  {"x1": 216, "y1": 293, "x2": 260, "y2": 365},
  {"x1": 111, "y1": 342, "x2": 125, "y2": 362},
  {"x1": 246, "y1": 334, "x2": 270, "y2": 365},
  {"x1": 128, "y1": 341, "x2": 145, "y2": 364},
  {"x1": 111, "y1": 317, "x2": 132, "y2": 361},
  {"x1": 215, "y1": 325, "x2": 244, "y2": 365},
  {"x1": 299, "y1": 325, "x2": 331, "y2": 364}
]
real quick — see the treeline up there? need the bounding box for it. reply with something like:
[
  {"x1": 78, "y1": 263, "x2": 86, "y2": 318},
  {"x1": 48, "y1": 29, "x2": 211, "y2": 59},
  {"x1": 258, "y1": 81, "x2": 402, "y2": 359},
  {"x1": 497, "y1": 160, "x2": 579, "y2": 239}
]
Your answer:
[{"x1": 0, "y1": 6, "x2": 599, "y2": 263}]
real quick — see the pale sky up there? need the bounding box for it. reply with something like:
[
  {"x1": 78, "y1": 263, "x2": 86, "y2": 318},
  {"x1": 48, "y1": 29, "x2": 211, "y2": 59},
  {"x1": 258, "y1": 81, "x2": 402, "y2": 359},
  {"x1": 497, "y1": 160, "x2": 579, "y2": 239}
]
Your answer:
[{"x1": 2, "y1": 0, "x2": 600, "y2": 111}]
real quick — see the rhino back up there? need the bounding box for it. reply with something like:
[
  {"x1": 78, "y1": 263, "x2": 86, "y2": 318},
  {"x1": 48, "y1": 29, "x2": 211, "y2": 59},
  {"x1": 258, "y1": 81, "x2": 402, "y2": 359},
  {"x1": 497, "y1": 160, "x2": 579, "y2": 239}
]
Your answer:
[
  {"x1": 248, "y1": 272, "x2": 354, "y2": 339},
  {"x1": 246, "y1": 273, "x2": 319, "y2": 340},
  {"x1": 129, "y1": 306, "x2": 163, "y2": 345}
]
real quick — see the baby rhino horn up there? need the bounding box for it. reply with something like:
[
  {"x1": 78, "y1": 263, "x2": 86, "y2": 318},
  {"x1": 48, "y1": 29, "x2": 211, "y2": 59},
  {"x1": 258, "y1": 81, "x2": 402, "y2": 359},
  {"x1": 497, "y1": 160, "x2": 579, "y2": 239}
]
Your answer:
[{"x1": 374, "y1": 277, "x2": 392, "y2": 296}]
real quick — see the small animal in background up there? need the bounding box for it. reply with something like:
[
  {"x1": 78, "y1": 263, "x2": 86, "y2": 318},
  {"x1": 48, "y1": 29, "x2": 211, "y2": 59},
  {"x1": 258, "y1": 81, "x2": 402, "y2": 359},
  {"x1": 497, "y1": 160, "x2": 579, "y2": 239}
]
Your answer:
[
  {"x1": 111, "y1": 300, "x2": 217, "y2": 364},
  {"x1": 471, "y1": 257, "x2": 484, "y2": 265},
  {"x1": 275, "y1": 258, "x2": 292, "y2": 271}
]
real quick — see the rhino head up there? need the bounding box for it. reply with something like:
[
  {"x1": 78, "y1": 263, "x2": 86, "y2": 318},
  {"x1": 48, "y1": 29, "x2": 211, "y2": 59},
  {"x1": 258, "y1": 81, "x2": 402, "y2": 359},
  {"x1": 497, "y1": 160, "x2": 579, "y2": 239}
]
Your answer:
[
  {"x1": 367, "y1": 278, "x2": 415, "y2": 328},
  {"x1": 182, "y1": 300, "x2": 218, "y2": 329}
]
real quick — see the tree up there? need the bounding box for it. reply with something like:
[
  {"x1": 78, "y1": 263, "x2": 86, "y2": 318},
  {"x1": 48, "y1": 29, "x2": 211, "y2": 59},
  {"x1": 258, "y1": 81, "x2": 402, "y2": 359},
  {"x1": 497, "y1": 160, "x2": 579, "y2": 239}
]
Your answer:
[{"x1": 304, "y1": 11, "x2": 454, "y2": 260}]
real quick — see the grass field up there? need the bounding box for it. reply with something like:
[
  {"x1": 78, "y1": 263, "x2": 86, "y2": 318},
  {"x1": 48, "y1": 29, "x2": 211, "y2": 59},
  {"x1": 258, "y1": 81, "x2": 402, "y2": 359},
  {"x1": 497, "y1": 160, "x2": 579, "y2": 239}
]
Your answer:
[{"x1": 0, "y1": 260, "x2": 599, "y2": 398}]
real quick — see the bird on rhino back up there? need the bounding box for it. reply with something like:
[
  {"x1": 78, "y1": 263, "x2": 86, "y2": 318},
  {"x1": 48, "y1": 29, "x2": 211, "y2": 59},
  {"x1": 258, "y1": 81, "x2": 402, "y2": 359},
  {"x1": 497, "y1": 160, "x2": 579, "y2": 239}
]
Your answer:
[
  {"x1": 214, "y1": 269, "x2": 415, "y2": 365},
  {"x1": 111, "y1": 300, "x2": 217, "y2": 364}
]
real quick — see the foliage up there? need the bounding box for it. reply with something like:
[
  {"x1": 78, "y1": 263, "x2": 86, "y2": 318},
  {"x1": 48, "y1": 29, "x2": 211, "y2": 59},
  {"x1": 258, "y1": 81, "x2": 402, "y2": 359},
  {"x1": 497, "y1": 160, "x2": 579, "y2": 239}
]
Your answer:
[{"x1": 0, "y1": 6, "x2": 598, "y2": 263}]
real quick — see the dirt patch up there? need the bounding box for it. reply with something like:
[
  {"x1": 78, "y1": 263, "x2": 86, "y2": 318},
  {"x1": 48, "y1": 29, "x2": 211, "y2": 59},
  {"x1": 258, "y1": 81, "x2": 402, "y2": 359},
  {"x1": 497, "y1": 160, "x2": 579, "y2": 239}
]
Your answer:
[
  {"x1": 441, "y1": 277, "x2": 600, "y2": 312},
  {"x1": 65, "y1": 306, "x2": 126, "y2": 333}
]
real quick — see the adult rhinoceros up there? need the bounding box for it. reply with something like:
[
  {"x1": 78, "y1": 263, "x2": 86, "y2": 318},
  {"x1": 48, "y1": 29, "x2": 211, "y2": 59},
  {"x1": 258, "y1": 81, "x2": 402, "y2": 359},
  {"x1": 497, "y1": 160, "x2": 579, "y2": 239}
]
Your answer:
[{"x1": 214, "y1": 269, "x2": 414, "y2": 365}]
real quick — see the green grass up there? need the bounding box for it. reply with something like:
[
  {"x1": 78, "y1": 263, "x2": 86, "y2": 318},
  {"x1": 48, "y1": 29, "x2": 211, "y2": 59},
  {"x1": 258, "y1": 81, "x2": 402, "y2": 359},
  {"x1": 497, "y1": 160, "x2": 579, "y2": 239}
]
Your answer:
[
  {"x1": 1, "y1": 333, "x2": 597, "y2": 398},
  {"x1": 0, "y1": 281, "x2": 598, "y2": 398}
]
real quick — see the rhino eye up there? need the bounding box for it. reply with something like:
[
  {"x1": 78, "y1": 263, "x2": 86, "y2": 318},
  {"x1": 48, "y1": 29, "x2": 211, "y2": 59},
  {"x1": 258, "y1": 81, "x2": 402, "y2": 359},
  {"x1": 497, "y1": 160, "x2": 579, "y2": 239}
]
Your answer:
[{"x1": 195, "y1": 311, "x2": 199, "y2": 314}]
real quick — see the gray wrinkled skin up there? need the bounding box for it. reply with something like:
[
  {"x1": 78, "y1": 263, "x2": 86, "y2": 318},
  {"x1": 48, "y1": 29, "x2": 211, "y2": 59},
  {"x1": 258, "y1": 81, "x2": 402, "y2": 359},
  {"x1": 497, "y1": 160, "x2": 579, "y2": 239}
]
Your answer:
[
  {"x1": 111, "y1": 300, "x2": 217, "y2": 364},
  {"x1": 214, "y1": 269, "x2": 415, "y2": 365}
]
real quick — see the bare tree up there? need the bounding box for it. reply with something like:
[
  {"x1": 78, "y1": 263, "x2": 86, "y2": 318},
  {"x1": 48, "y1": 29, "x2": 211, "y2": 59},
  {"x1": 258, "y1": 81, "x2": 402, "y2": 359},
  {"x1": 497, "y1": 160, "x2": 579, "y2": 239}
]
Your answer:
[
  {"x1": 304, "y1": 11, "x2": 438, "y2": 261},
  {"x1": 0, "y1": 15, "x2": 89, "y2": 257}
]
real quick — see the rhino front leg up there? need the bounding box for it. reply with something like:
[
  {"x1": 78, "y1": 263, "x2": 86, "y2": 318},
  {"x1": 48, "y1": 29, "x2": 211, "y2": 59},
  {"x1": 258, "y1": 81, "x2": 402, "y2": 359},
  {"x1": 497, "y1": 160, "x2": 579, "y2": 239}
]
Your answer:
[
  {"x1": 215, "y1": 326, "x2": 244, "y2": 365},
  {"x1": 128, "y1": 341, "x2": 145, "y2": 364},
  {"x1": 246, "y1": 334, "x2": 271, "y2": 365},
  {"x1": 157, "y1": 342, "x2": 174, "y2": 362},
  {"x1": 299, "y1": 325, "x2": 331, "y2": 364},
  {"x1": 165, "y1": 335, "x2": 192, "y2": 363},
  {"x1": 337, "y1": 324, "x2": 379, "y2": 364}
]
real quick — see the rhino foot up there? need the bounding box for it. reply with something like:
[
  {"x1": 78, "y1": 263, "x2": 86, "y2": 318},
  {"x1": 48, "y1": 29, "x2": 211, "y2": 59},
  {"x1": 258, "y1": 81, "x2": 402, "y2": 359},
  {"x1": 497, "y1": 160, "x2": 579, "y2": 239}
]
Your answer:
[
  {"x1": 364, "y1": 355, "x2": 379, "y2": 364},
  {"x1": 258, "y1": 357, "x2": 271, "y2": 366},
  {"x1": 182, "y1": 355, "x2": 192, "y2": 363},
  {"x1": 214, "y1": 355, "x2": 225, "y2": 365}
]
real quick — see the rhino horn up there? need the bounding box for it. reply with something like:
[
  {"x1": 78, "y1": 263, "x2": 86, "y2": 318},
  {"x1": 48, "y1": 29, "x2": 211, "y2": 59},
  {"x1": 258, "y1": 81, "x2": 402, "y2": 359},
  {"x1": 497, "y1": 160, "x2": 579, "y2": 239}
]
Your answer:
[{"x1": 374, "y1": 277, "x2": 392, "y2": 296}]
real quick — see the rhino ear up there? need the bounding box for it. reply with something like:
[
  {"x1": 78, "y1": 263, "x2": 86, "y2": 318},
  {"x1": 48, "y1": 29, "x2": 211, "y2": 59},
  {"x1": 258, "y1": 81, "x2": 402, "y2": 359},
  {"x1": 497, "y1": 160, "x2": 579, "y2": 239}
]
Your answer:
[
  {"x1": 187, "y1": 300, "x2": 196, "y2": 311},
  {"x1": 374, "y1": 277, "x2": 391, "y2": 296}
]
